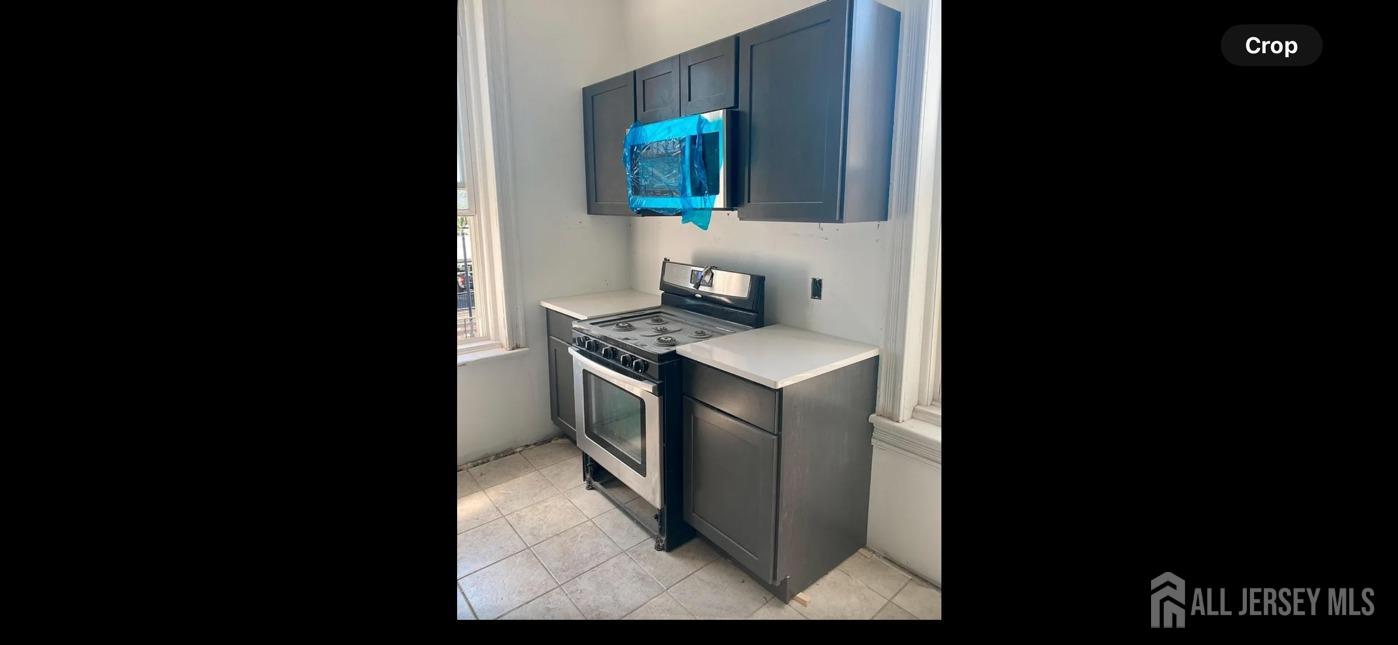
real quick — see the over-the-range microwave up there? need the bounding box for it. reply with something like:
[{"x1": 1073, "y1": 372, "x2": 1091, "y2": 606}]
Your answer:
[{"x1": 623, "y1": 109, "x2": 733, "y2": 214}]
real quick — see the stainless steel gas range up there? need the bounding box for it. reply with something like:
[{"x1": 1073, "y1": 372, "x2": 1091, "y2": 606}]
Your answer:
[{"x1": 569, "y1": 259, "x2": 765, "y2": 551}]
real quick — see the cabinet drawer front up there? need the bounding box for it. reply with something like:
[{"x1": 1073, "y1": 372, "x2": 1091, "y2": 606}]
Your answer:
[
  {"x1": 682, "y1": 359, "x2": 779, "y2": 434},
  {"x1": 546, "y1": 309, "x2": 578, "y2": 342},
  {"x1": 680, "y1": 36, "x2": 737, "y2": 115},
  {"x1": 683, "y1": 396, "x2": 777, "y2": 582}
]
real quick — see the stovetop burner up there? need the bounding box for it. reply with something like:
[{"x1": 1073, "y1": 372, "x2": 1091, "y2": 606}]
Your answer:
[{"x1": 578, "y1": 307, "x2": 752, "y2": 357}]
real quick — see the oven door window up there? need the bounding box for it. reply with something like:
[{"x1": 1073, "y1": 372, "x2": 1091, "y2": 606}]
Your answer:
[{"x1": 583, "y1": 371, "x2": 647, "y2": 475}]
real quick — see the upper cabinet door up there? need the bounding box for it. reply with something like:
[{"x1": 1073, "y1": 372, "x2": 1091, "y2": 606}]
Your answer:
[
  {"x1": 636, "y1": 57, "x2": 681, "y2": 124},
  {"x1": 736, "y1": 0, "x2": 849, "y2": 223},
  {"x1": 583, "y1": 72, "x2": 636, "y2": 215},
  {"x1": 680, "y1": 36, "x2": 737, "y2": 115}
]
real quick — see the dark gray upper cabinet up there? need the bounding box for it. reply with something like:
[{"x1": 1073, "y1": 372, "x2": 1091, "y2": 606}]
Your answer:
[
  {"x1": 579, "y1": 0, "x2": 898, "y2": 220},
  {"x1": 582, "y1": 72, "x2": 635, "y2": 215},
  {"x1": 736, "y1": 0, "x2": 900, "y2": 223},
  {"x1": 680, "y1": 36, "x2": 737, "y2": 115},
  {"x1": 635, "y1": 56, "x2": 680, "y2": 124}
]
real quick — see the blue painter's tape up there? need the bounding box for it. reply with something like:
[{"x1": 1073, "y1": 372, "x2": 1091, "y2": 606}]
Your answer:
[{"x1": 621, "y1": 113, "x2": 721, "y2": 228}]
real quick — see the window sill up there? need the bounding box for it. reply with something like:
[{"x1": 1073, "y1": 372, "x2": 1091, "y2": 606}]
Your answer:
[
  {"x1": 869, "y1": 412, "x2": 941, "y2": 465},
  {"x1": 911, "y1": 403, "x2": 941, "y2": 426},
  {"x1": 457, "y1": 346, "x2": 528, "y2": 366}
]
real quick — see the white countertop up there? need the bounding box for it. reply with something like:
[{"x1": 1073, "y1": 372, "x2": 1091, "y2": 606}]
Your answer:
[
  {"x1": 677, "y1": 324, "x2": 880, "y2": 389},
  {"x1": 539, "y1": 289, "x2": 660, "y2": 320}
]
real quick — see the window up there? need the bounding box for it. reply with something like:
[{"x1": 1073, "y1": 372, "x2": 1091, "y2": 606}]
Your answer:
[
  {"x1": 865, "y1": 0, "x2": 940, "y2": 429},
  {"x1": 457, "y1": 23, "x2": 486, "y2": 350},
  {"x1": 457, "y1": 214, "x2": 478, "y2": 343},
  {"x1": 457, "y1": 0, "x2": 520, "y2": 358}
]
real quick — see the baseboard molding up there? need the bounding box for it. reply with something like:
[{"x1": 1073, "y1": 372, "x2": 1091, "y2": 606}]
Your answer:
[{"x1": 458, "y1": 432, "x2": 566, "y2": 469}]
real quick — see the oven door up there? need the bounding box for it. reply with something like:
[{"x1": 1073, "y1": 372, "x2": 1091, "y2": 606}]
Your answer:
[{"x1": 571, "y1": 348, "x2": 663, "y2": 508}]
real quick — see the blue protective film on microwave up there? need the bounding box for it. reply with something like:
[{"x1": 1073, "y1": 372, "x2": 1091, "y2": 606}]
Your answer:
[
  {"x1": 621, "y1": 114, "x2": 722, "y2": 228},
  {"x1": 681, "y1": 209, "x2": 712, "y2": 230}
]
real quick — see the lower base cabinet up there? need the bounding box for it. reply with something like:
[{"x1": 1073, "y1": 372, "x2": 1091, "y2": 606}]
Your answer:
[
  {"x1": 547, "y1": 336, "x2": 576, "y2": 439},
  {"x1": 545, "y1": 308, "x2": 579, "y2": 440},
  {"x1": 682, "y1": 396, "x2": 778, "y2": 580},
  {"x1": 680, "y1": 356, "x2": 878, "y2": 601}
]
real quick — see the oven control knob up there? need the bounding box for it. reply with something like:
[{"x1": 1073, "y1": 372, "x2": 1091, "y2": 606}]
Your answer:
[
  {"x1": 602, "y1": 347, "x2": 617, "y2": 360},
  {"x1": 633, "y1": 359, "x2": 648, "y2": 372},
  {"x1": 620, "y1": 354, "x2": 633, "y2": 368},
  {"x1": 573, "y1": 336, "x2": 584, "y2": 347},
  {"x1": 585, "y1": 339, "x2": 599, "y2": 352}
]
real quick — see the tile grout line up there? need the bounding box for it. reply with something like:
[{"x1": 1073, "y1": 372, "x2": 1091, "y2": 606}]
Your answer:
[
  {"x1": 617, "y1": 529, "x2": 671, "y2": 615},
  {"x1": 660, "y1": 549, "x2": 767, "y2": 619},
  {"x1": 884, "y1": 576, "x2": 912, "y2": 603},
  {"x1": 464, "y1": 439, "x2": 579, "y2": 486},
  {"x1": 459, "y1": 440, "x2": 588, "y2": 618},
  {"x1": 456, "y1": 483, "x2": 507, "y2": 536},
  {"x1": 468, "y1": 443, "x2": 797, "y2": 620},
  {"x1": 457, "y1": 516, "x2": 527, "y2": 582},
  {"x1": 457, "y1": 581, "x2": 479, "y2": 620},
  {"x1": 470, "y1": 456, "x2": 584, "y2": 510},
  {"x1": 534, "y1": 517, "x2": 640, "y2": 619},
  {"x1": 796, "y1": 565, "x2": 891, "y2": 620},
  {"x1": 489, "y1": 506, "x2": 565, "y2": 620}
]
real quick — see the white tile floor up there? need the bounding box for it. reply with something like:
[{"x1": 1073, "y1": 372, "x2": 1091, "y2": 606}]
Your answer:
[{"x1": 458, "y1": 438, "x2": 942, "y2": 620}]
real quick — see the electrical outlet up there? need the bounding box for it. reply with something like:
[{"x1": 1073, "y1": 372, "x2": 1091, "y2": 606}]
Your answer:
[{"x1": 811, "y1": 277, "x2": 823, "y2": 300}]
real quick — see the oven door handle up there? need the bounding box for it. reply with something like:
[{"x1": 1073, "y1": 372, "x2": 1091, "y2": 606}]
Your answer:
[{"x1": 569, "y1": 348, "x2": 659, "y2": 396}]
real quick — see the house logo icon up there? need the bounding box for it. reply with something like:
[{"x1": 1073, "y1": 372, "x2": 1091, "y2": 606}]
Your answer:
[{"x1": 1151, "y1": 572, "x2": 1187, "y2": 628}]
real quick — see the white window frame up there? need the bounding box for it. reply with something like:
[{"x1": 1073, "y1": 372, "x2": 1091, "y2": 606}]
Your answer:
[
  {"x1": 911, "y1": 124, "x2": 941, "y2": 426},
  {"x1": 457, "y1": 0, "x2": 525, "y2": 360},
  {"x1": 873, "y1": 0, "x2": 941, "y2": 428}
]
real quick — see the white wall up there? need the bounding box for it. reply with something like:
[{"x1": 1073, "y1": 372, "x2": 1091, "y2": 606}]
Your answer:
[
  {"x1": 457, "y1": 0, "x2": 634, "y2": 466},
  {"x1": 622, "y1": 0, "x2": 823, "y2": 66},
  {"x1": 621, "y1": 0, "x2": 895, "y2": 347},
  {"x1": 868, "y1": 442, "x2": 940, "y2": 584}
]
